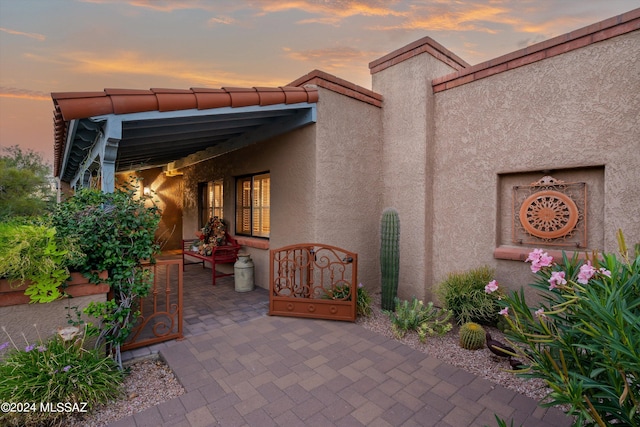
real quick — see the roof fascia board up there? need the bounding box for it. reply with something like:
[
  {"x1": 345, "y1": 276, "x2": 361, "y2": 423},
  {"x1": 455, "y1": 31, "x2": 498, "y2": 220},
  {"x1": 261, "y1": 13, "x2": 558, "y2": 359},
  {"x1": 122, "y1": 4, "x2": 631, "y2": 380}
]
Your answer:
[
  {"x1": 90, "y1": 102, "x2": 315, "y2": 124},
  {"x1": 60, "y1": 119, "x2": 79, "y2": 181},
  {"x1": 166, "y1": 105, "x2": 316, "y2": 172}
]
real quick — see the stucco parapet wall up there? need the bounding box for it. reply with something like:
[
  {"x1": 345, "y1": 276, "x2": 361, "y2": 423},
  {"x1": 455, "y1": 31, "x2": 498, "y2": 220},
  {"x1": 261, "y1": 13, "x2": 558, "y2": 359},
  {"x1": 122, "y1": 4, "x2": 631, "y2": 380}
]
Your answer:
[
  {"x1": 433, "y1": 8, "x2": 640, "y2": 92},
  {"x1": 368, "y1": 36, "x2": 470, "y2": 75},
  {"x1": 289, "y1": 69, "x2": 383, "y2": 107}
]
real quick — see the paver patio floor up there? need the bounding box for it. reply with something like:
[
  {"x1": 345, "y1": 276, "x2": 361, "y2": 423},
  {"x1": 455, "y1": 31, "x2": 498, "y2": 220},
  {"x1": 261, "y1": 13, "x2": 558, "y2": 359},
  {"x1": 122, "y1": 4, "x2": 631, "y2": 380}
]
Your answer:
[{"x1": 115, "y1": 265, "x2": 572, "y2": 427}]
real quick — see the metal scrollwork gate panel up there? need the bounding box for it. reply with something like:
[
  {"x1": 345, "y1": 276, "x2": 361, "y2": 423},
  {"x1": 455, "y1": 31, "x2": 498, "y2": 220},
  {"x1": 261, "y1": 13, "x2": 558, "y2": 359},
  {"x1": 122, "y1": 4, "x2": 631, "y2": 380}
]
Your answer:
[
  {"x1": 121, "y1": 259, "x2": 183, "y2": 351},
  {"x1": 269, "y1": 243, "x2": 357, "y2": 322}
]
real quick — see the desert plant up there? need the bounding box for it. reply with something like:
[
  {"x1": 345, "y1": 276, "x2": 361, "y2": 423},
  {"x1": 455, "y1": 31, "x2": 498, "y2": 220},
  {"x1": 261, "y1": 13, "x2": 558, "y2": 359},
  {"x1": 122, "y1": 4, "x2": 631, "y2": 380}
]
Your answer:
[
  {"x1": 386, "y1": 297, "x2": 452, "y2": 342},
  {"x1": 459, "y1": 322, "x2": 486, "y2": 350},
  {"x1": 498, "y1": 231, "x2": 640, "y2": 427},
  {"x1": 321, "y1": 282, "x2": 372, "y2": 317},
  {"x1": 436, "y1": 265, "x2": 500, "y2": 325},
  {"x1": 0, "y1": 325, "x2": 123, "y2": 426},
  {"x1": 356, "y1": 283, "x2": 372, "y2": 317},
  {"x1": 380, "y1": 208, "x2": 400, "y2": 311}
]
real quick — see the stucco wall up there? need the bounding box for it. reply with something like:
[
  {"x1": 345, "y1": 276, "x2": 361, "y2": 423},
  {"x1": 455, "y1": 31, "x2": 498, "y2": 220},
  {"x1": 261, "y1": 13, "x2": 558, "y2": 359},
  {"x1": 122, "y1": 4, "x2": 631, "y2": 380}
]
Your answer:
[
  {"x1": 182, "y1": 125, "x2": 317, "y2": 289},
  {"x1": 431, "y1": 30, "x2": 640, "y2": 296},
  {"x1": 312, "y1": 87, "x2": 383, "y2": 290},
  {"x1": 0, "y1": 294, "x2": 106, "y2": 351},
  {"x1": 181, "y1": 89, "x2": 382, "y2": 292},
  {"x1": 372, "y1": 53, "x2": 458, "y2": 301}
]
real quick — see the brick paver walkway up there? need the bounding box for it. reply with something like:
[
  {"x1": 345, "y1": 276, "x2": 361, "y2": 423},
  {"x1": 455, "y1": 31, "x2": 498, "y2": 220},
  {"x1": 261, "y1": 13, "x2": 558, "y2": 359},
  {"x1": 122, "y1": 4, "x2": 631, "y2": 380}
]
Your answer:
[{"x1": 115, "y1": 268, "x2": 572, "y2": 427}]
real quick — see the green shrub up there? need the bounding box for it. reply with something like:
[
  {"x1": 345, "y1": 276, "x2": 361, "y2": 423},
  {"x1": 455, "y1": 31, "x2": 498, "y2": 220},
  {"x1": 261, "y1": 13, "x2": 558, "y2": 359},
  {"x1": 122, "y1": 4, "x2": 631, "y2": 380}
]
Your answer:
[
  {"x1": 0, "y1": 219, "x2": 85, "y2": 303},
  {"x1": 386, "y1": 297, "x2": 452, "y2": 342},
  {"x1": 321, "y1": 283, "x2": 372, "y2": 317},
  {"x1": 436, "y1": 265, "x2": 500, "y2": 325},
  {"x1": 0, "y1": 325, "x2": 123, "y2": 426},
  {"x1": 499, "y1": 232, "x2": 640, "y2": 427},
  {"x1": 51, "y1": 180, "x2": 161, "y2": 368},
  {"x1": 356, "y1": 283, "x2": 372, "y2": 317}
]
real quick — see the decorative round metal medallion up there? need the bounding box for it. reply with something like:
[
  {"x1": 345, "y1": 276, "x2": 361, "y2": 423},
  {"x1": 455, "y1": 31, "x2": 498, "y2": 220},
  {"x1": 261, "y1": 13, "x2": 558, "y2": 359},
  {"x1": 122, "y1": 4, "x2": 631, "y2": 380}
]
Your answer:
[{"x1": 519, "y1": 190, "x2": 579, "y2": 239}]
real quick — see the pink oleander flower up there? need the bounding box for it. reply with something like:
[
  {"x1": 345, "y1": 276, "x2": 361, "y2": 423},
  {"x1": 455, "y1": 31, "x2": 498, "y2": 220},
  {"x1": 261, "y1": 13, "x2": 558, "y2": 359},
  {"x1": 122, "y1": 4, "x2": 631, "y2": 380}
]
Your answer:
[
  {"x1": 525, "y1": 249, "x2": 553, "y2": 273},
  {"x1": 499, "y1": 307, "x2": 509, "y2": 316},
  {"x1": 598, "y1": 268, "x2": 611, "y2": 278},
  {"x1": 548, "y1": 271, "x2": 567, "y2": 290},
  {"x1": 534, "y1": 308, "x2": 546, "y2": 319},
  {"x1": 578, "y1": 261, "x2": 596, "y2": 284},
  {"x1": 485, "y1": 280, "x2": 499, "y2": 294}
]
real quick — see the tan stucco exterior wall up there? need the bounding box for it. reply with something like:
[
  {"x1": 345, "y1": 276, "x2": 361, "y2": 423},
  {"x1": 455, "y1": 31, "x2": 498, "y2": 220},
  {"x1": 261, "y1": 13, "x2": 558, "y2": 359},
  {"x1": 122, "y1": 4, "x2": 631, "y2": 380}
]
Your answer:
[
  {"x1": 181, "y1": 89, "x2": 382, "y2": 291},
  {"x1": 431, "y1": 30, "x2": 640, "y2": 296},
  {"x1": 182, "y1": 125, "x2": 317, "y2": 289},
  {"x1": 372, "y1": 53, "x2": 459, "y2": 301},
  {"x1": 312, "y1": 87, "x2": 383, "y2": 290},
  {"x1": 0, "y1": 294, "x2": 106, "y2": 350}
]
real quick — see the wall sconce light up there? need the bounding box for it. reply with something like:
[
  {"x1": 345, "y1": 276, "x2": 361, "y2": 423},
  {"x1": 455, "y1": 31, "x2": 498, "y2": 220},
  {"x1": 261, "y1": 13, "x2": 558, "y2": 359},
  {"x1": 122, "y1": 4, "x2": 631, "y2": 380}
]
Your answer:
[{"x1": 143, "y1": 186, "x2": 151, "y2": 196}]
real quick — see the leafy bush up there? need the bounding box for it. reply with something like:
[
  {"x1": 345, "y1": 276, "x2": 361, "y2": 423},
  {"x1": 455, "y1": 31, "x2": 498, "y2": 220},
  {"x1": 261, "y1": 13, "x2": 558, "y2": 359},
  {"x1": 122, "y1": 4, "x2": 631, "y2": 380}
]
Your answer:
[
  {"x1": 321, "y1": 283, "x2": 372, "y2": 317},
  {"x1": 356, "y1": 283, "x2": 372, "y2": 317},
  {"x1": 0, "y1": 325, "x2": 123, "y2": 426},
  {"x1": 436, "y1": 265, "x2": 501, "y2": 325},
  {"x1": 499, "y1": 232, "x2": 640, "y2": 427},
  {"x1": 0, "y1": 219, "x2": 85, "y2": 303},
  {"x1": 51, "y1": 180, "x2": 161, "y2": 368},
  {"x1": 386, "y1": 297, "x2": 452, "y2": 342}
]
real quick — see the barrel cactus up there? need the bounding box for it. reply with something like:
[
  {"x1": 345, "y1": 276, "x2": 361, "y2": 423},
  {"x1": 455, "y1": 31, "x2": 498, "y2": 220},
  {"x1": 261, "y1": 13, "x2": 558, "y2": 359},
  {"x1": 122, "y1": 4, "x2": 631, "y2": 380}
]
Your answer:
[
  {"x1": 459, "y1": 322, "x2": 485, "y2": 350},
  {"x1": 380, "y1": 208, "x2": 400, "y2": 311}
]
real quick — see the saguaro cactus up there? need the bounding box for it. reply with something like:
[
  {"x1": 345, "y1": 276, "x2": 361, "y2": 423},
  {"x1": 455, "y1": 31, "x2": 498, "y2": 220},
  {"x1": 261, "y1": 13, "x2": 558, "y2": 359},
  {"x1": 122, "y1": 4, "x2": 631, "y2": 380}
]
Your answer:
[{"x1": 380, "y1": 208, "x2": 400, "y2": 311}]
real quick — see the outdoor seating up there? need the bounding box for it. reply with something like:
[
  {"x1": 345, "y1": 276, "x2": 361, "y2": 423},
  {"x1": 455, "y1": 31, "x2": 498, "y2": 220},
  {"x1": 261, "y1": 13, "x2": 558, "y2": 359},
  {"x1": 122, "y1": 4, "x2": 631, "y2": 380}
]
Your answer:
[{"x1": 182, "y1": 232, "x2": 241, "y2": 285}]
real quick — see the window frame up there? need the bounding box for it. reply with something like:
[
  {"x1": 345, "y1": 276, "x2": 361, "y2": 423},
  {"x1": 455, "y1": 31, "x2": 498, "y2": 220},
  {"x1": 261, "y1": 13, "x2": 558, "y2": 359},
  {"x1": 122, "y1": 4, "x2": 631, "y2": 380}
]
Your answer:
[
  {"x1": 198, "y1": 179, "x2": 224, "y2": 228},
  {"x1": 235, "y1": 172, "x2": 270, "y2": 238}
]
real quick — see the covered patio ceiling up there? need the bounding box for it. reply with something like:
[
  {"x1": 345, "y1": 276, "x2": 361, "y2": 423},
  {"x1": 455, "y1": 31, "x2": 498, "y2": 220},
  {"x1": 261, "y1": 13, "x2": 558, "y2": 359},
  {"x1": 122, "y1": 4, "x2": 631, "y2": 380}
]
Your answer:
[{"x1": 52, "y1": 86, "x2": 318, "y2": 191}]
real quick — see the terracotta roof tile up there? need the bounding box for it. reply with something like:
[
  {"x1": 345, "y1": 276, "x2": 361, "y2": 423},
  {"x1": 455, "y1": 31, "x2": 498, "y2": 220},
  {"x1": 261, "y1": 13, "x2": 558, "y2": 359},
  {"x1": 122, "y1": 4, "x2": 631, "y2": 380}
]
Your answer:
[
  {"x1": 52, "y1": 85, "x2": 318, "y2": 177},
  {"x1": 369, "y1": 36, "x2": 470, "y2": 75},
  {"x1": 289, "y1": 69, "x2": 381, "y2": 107}
]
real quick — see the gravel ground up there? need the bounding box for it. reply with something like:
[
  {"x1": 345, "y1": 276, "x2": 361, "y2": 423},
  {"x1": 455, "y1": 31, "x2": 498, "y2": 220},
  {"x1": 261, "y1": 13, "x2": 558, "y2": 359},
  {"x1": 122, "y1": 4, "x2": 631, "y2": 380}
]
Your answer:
[
  {"x1": 67, "y1": 294, "x2": 551, "y2": 426},
  {"x1": 66, "y1": 357, "x2": 185, "y2": 427},
  {"x1": 357, "y1": 293, "x2": 551, "y2": 402}
]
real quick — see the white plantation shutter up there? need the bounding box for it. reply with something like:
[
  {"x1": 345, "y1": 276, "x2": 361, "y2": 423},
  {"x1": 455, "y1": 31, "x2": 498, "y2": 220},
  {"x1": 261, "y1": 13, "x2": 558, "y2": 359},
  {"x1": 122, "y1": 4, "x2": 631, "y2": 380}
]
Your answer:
[{"x1": 236, "y1": 173, "x2": 270, "y2": 237}]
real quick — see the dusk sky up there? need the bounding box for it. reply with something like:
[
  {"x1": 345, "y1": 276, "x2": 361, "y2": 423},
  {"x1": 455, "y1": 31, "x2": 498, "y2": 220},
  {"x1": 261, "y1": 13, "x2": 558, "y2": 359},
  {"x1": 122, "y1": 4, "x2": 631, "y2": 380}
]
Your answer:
[{"x1": 1, "y1": 0, "x2": 637, "y2": 168}]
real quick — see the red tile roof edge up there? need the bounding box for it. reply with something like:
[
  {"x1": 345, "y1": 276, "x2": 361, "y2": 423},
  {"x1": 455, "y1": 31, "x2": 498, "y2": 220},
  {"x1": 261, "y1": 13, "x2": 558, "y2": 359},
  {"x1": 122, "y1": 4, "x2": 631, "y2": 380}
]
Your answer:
[
  {"x1": 288, "y1": 69, "x2": 382, "y2": 107},
  {"x1": 52, "y1": 86, "x2": 318, "y2": 177},
  {"x1": 368, "y1": 36, "x2": 471, "y2": 75},
  {"x1": 432, "y1": 8, "x2": 640, "y2": 92}
]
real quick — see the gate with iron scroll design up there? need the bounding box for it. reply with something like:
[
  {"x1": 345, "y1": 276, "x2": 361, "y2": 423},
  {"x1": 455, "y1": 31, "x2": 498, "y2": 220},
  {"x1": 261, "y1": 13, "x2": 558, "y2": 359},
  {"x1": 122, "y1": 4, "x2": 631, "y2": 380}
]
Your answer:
[
  {"x1": 121, "y1": 259, "x2": 183, "y2": 351},
  {"x1": 269, "y1": 243, "x2": 357, "y2": 322}
]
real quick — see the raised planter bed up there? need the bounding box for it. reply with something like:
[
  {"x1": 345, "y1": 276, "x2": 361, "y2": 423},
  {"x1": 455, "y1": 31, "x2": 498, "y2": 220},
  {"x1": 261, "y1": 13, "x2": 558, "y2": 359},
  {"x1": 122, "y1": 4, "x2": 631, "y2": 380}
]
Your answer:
[{"x1": 0, "y1": 271, "x2": 109, "y2": 307}]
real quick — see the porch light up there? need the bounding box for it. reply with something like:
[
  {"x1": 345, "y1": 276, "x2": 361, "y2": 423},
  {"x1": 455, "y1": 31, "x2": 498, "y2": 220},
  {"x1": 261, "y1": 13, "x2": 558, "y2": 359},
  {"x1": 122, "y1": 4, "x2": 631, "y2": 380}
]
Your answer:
[{"x1": 143, "y1": 186, "x2": 151, "y2": 196}]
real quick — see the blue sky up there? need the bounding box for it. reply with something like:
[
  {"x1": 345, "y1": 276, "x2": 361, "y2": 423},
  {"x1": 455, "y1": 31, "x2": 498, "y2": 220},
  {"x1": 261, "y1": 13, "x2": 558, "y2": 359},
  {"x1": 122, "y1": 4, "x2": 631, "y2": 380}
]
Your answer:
[{"x1": 0, "y1": 0, "x2": 637, "y2": 166}]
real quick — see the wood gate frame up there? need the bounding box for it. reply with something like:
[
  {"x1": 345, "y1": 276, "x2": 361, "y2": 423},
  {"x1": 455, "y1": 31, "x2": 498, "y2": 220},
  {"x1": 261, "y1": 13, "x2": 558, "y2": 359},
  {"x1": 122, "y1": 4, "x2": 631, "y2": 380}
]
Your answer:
[{"x1": 269, "y1": 243, "x2": 357, "y2": 322}]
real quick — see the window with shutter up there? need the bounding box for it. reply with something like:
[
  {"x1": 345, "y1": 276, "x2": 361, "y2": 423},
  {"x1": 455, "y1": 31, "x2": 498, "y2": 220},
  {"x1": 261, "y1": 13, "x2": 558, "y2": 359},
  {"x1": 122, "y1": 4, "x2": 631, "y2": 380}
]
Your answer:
[{"x1": 236, "y1": 173, "x2": 270, "y2": 238}]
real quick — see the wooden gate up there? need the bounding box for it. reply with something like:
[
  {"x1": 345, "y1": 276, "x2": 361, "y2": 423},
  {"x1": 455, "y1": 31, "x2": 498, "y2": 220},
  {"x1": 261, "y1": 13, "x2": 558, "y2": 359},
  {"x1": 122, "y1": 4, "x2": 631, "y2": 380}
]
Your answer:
[
  {"x1": 269, "y1": 243, "x2": 357, "y2": 322},
  {"x1": 121, "y1": 259, "x2": 183, "y2": 351}
]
